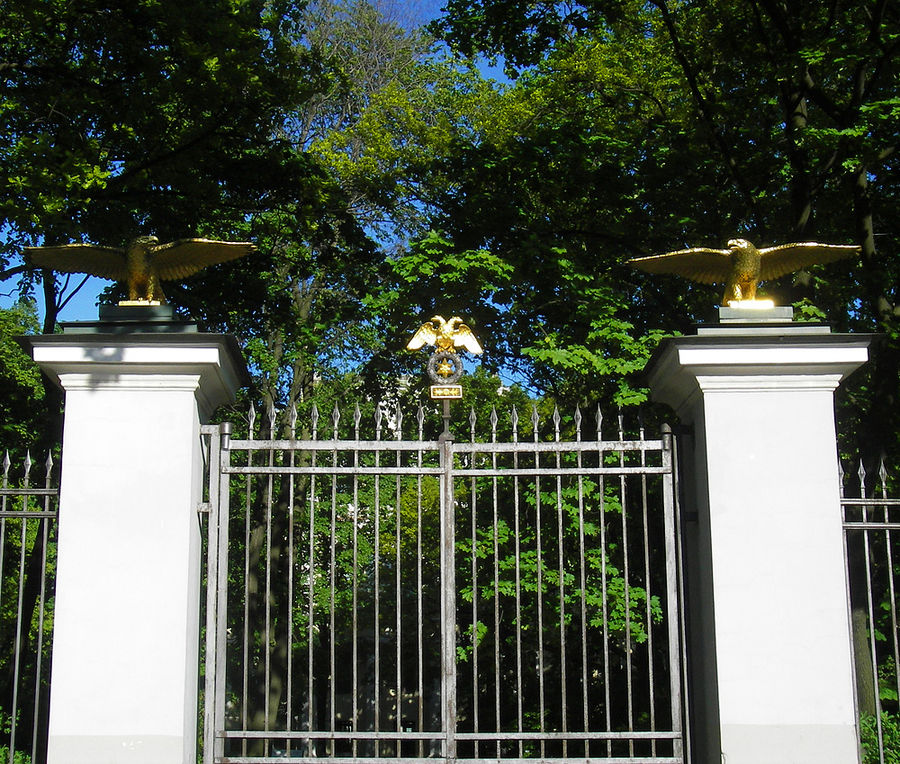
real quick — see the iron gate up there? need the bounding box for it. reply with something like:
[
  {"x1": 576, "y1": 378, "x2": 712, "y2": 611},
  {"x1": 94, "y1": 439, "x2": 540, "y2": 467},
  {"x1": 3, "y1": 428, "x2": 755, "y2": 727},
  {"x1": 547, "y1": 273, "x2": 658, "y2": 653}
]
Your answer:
[{"x1": 201, "y1": 404, "x2": 685, "y2": 763}]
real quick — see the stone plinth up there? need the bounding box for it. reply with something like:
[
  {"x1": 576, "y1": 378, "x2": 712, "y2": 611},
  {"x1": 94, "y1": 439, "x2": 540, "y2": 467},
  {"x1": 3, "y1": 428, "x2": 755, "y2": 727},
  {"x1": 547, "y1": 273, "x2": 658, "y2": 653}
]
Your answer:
[
  {"x1": 24, "y1": 330, "x2": 246, "y2": 764},
  {"x1": 646, "y1": 320, "x2": 872, "y2": 764}
]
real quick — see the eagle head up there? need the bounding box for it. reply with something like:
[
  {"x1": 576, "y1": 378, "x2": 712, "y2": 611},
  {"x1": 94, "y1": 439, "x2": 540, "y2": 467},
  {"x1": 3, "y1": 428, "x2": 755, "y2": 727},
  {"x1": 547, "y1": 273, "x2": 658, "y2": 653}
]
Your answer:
[
  {"x1": 131, "y1": 235, "x2": 160, "y2": 251},
  {"x1": 727, "y1": 238, "x2": 754, "y2": 251}
]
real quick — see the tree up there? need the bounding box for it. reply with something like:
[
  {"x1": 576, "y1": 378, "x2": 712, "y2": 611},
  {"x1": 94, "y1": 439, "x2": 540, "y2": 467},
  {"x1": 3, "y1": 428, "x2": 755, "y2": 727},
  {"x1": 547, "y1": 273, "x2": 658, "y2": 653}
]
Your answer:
[
  {"x1": 1, "y1": 0, "x2": 339, "y2": 329},
  {"x1": 426, "y1": 0, "x2": 900, "y2": 460}
]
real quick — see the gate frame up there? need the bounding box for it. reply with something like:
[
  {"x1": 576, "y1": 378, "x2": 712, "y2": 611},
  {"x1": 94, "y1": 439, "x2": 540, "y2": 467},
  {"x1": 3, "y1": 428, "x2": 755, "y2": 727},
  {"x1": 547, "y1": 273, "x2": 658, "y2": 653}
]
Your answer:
[{"x1": 201, "y1": 410, "x2": 687, "y2": 763}]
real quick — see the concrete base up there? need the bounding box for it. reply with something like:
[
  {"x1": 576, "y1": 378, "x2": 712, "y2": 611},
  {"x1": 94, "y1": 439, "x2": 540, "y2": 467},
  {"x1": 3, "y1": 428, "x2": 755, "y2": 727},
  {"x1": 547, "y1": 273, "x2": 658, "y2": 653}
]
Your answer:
[
  {"x1": 24, "y1": 331, "x2": 246, "y2": 764},
  {"x1": 646, "y1": 325, "x2": 872, "y2": 764}
]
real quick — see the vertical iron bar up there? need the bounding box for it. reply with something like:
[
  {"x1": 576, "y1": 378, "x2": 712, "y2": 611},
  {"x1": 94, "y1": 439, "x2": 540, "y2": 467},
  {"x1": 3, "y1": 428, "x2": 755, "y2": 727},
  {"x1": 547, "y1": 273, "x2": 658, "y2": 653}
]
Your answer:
[
  {"x1": 618, "y1": 411, "x2": 634, "y2": 756},
  {"x1": 203, "y1": 425, "x2": 222, "y2": 764},
  {"x1": 374, "y1": 430, "x2": 381, "y2": 751},
  {"x1": 576, "y1": 407, "x2": 590, "y2": 757},
  {"x1": 396, "y1": 418, "x2": 403, "y2": 755},
  {"x1": 640, "y1": 416, "x2": 657, "y2": 754},
  {"x1": 440, "y1": 436, "x2": 457, "y2": 760},
  {"x1": 31, "y1": 458, "x2": 52, "y2": 761},
  {"x1": 879, "y1": 462, "x2": 900, "y2": 716},
  {"x1": 286, "y1": 406, "x2": 297, "y2": 756},
  {"x1": 10, "y1": 454, "x2": 31, "y2": 763},
  {"x1": 264, "y1": 408, "x2": 275, "y2": 753},
  {"x1": 352, "y1": 407, "x2": 360, "y2": 758},
  {"x1": 491, "y1": 408, "x2": 501, "y2": 759},
  {"x1": 470, "y1": 410, "x2": 479, "y2": 756},
  {"x1": 214, "y1": 423, "x2": 232, "y2": 763},
  {"x1": 598, "y1": 407, "x2": 612, "y2": 756},
  {"x1": 512, "y1": 406, "x2": 524, "y2": 757},
  {"x1": 416, "y1": 407, "x2": 425, "y2": 758},
  {"x1": 241, "y1": 407, "x2": 255, "y2": 757},
  {"x1": 532, "y1": 406, "x2": 546, "y2": 758},
  {"x1": 554, "y1": 408, "x2": 568, "y2": 755},
  {"x1": 329, "y1": 407, "x2": 339, "y2": 752},
  {"x1": 672, "y1": 428, "x2": 691, "y2": 763},
  {"x1": 0, "y1": 454, "x2": 8, "y2": 620},
  {"x1": 860, "y1": 463, "x2": 884, "y2": 763},
  {"x1": 661, "y1": 425, "x2": 684, "y2": 759},
  {"x1": 307, "y1": 405, "x2": 319, "y2": 757}
]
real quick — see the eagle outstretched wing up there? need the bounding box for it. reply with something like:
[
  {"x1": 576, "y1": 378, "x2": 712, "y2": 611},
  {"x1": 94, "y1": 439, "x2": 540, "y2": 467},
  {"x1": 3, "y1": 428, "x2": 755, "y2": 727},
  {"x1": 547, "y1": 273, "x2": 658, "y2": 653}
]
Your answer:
[
  {"x1": 452, "y1": 322, "x2": 483, "y2": 354},
  {"x1": 151, "y1": 239, "x2": 256, "y2": 281},
  {"x1": 25, "y1": 243, "x2": 127, "y2": 281},
  {"x1": 758, "y1": 243, "x2": 859, "y2": 281},
  {"x1": 627, "y1": 247, "x2": 734, "y2": 285},
  {"x1": 406, "y1": 321, "x2": 439, "y2": 350}
]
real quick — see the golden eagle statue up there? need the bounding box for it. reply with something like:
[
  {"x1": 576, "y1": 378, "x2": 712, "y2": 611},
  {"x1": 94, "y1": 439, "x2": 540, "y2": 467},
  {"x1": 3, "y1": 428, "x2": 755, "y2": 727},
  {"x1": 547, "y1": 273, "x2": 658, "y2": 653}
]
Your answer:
[
  {"x1": 406, "y1": 316, "x2": 483, "y2": 354},
  {"x1": 627, "y1": 238, "x2": 859, "y2": 305},
  {"x1": 26, "y1": 235, "x2": 255, "y2": 304}
]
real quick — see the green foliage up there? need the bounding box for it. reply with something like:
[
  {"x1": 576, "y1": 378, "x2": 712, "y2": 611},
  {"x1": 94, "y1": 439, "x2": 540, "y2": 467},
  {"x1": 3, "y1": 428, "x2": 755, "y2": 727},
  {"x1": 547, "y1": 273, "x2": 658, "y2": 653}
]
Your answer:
[
  {"x1": 428, "y1": 0, "x2": 900, "y2": 461},
  {"x1": 0, "y1": 745, "x2": 31, "y2": 764},
  {"x1": 861, "y1": 711, "x2": 900, "y2": 764},
  {"x1": 0, "y1": 302, "x2": 51, "y2": 453}
]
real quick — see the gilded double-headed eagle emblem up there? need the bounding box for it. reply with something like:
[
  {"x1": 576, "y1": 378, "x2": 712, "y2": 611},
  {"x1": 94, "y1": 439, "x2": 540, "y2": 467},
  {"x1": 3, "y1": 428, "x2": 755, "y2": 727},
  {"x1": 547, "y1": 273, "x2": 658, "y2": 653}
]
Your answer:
[
  {"x1": 406, "y1": 316, "x2": 482, "y2": 393},
  {"x1": 406, "y1": 315, "x2": 483, "y2": 355},
  {"x1": 627, "y1": 238, "x2": 859, "y2": 306}
]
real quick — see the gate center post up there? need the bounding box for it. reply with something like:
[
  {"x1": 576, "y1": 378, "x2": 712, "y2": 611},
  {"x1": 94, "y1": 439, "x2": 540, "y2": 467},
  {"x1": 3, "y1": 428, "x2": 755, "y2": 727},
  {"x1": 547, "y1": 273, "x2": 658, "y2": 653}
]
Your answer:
[{"x1": 440, "y1": 434, "x2": 457, "y2": 760}]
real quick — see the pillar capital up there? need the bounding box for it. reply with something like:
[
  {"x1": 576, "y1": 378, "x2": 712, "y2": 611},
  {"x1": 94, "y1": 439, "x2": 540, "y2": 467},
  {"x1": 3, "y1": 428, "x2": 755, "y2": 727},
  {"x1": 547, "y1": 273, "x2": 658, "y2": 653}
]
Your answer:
[
  {"x1": 647, "y1": 330, "x2": 872, "y2": 416},
  {"x1": 24, "y1": 331, "x2": 247, "y2": 419}
]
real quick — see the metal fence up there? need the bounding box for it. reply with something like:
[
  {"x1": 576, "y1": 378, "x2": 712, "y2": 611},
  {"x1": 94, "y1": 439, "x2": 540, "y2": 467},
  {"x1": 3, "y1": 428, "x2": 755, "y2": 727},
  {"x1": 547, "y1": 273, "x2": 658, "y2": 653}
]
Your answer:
[
  {"x1": 0, "y1": 453, "x2": 58, "y2": 764},
  {"x1": 842, "y1": 460, "x2": 900, "y2": 764},
  {"x1": 202, "y1": 403, "x2": 686, "y2": 763}
]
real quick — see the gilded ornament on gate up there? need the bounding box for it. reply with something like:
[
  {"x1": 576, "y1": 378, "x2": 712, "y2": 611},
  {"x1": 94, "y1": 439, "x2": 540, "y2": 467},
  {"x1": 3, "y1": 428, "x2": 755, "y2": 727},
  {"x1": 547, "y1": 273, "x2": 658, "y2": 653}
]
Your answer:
[
  {"x1": 406, "y1": 315, "x2": 484, "y2": 355},
  {"x1": 26, "y1": 235, "x2": 255, "y2": 305},
  {"x1": 407, "y1": 315, "x2": 483, "y2": 397},
  {"x1": 627, "y1": 238, "x2": 859, "y2": 306}
]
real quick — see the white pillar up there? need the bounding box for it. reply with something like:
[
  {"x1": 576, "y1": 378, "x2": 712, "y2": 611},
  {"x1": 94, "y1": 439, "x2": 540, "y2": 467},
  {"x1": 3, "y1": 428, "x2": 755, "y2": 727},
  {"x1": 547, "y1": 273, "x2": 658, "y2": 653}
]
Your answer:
[
  {"x1": 647, "y1": 317, "x2": 872, "y2": 764},
  {"x1": 26, "y1": 331, "x2": 245, "y2": 764}
]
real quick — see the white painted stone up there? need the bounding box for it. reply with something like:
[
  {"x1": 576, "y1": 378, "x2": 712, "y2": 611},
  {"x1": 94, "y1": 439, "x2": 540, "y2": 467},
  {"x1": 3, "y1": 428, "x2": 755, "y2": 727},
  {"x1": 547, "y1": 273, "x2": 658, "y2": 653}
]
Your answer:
[
  {"x1": 27, "y1": 334, "x2": 244, "y2": 764},
  {"x1": 647, "y1": 330, "x2": 871, "y2": 764}
]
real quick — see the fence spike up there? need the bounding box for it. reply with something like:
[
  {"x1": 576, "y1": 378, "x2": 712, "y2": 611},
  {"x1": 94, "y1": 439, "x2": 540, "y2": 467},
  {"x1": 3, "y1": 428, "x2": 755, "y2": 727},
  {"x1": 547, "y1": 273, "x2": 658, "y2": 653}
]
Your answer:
[
  {"x1": 289, "y1": 402, "x2": 298, "y2": 436},
  {"x1": 857, "y1": 459, "x2": 867, "y2": 497},
  {"x1": 879, "y1": 455, "x2": 888, "y2": 497},
  {"x1": 596, "y1": 404, "x2": 603, "y2": 439},
  {"x1": 574, "y1": 405, "x2": 582, "y2": 441},
  {"x1": 417, "y1": 405, "x2": 425, "y2": 440},
  {"x1": 44, "y1": 452, "x2": 54, "y2": 477},
  {"x1": 617, "y1": 406, "x2": 624, "y2": 440},
  {"x1": 268, "y1": 402, "x2": 277, "y2": 438},
  {"x1": 553, "y1": 406, "x2": 561, "y2": 441},
  {"x1": 23, "y1": 451, "x2": 32, "y2": 485},
  {"x1": 331, "y1": 403, "x2": 340, "y2": 438},
  {"x1": 638, "y1": 410, "x2": 645, "y2": 441},
  {"x1": 354, "y1": 402, "x2": 361, "y2": 439},
  {"x1": 469, "y1": 407, "x2": 477, "y2": 442},
  {"x1": 531, "y1": 403, "x2": 540, "y2": 440},
  {"x1": 375, "y1": 403, "x2": 383, "y2": 438},
  {"x1": 248, "y1": 402, "x2": 257, "y2": 436},
  {"x1": 2, "y1": 451, "x2": 9, "y2": 482},
  {"x1": 490, "y1": 406, "x2": 499, "y2": 441},
  {"x1": 510, "y1": 405, "x2": 519, "y2": 442},
  {"x1": 837, "y1": 456, "x2": 845, "y2": 498},
  {"x1": 395, "y1": 402, "x2": 403, "y2": 439},
  {"x1": 310, "y1": 402, "x2": 319, "y2": 438}
]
